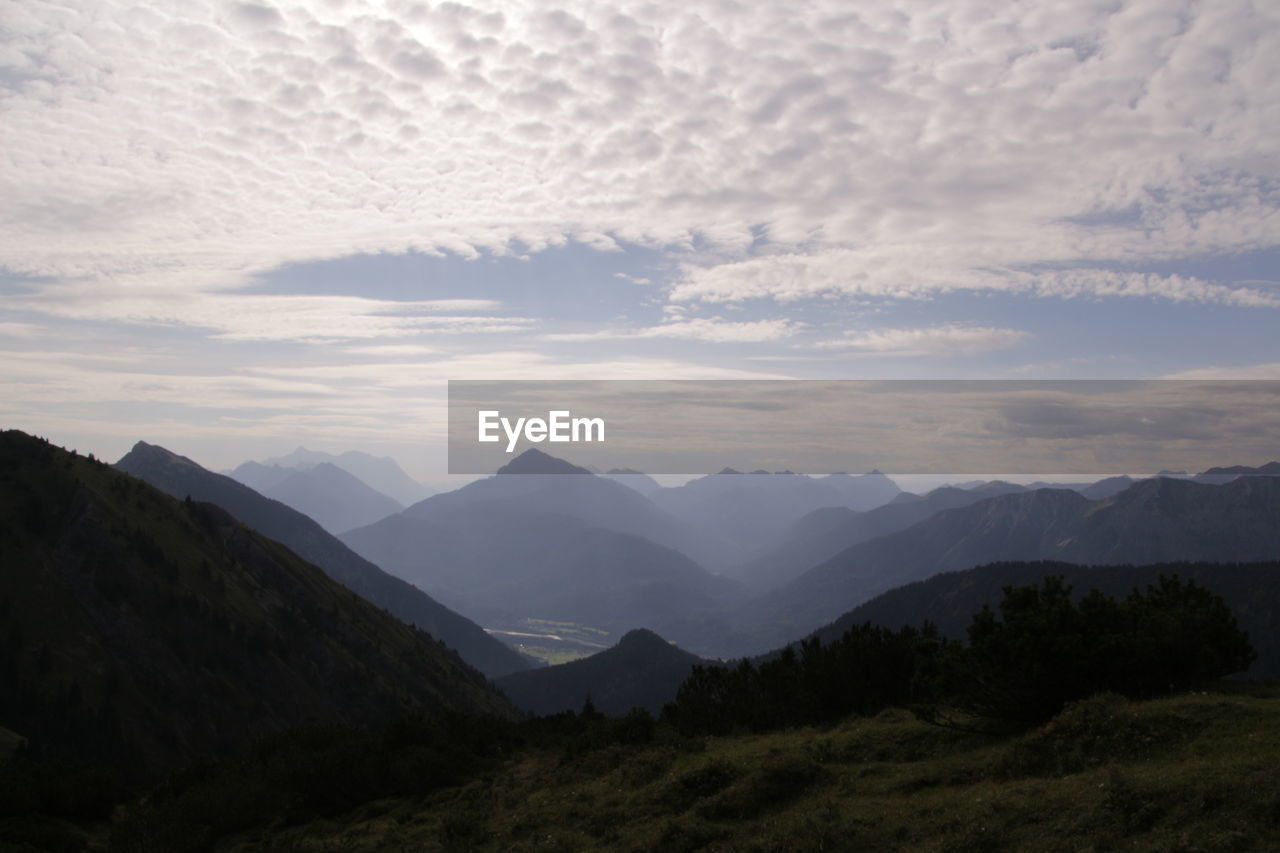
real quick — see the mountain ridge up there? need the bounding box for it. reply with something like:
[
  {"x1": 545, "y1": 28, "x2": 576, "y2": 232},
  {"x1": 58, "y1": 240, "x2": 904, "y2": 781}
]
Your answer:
[{"x1": 115, "y1": 441, "x2": 531, "y2": 678}]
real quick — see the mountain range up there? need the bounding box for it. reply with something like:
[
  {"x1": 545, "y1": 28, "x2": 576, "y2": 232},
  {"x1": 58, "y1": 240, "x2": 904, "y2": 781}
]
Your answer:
[{"x1": 744, "y1": 475, "x2": 1280, "y2": 648}]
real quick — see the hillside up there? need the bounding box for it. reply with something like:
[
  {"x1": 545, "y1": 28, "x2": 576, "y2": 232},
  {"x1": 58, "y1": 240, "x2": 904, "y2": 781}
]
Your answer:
[
  {"x1": 752, "y1": 476, "x2": 1280, "y2": 645},
  {"x1": 0, "y1": 430, "x2": 514, "y2": 780},
  {"x1": 810, "y1": 559, "x2": 1280, "y2": 678},
  {"x1": 115, "y1": 441, "x2": 530, "y2": 678},
  {"x1": 116, "y1": 689, "x2": 1280, "y2": 852},
  {"x1": 496, "y1": 629, "x2": 712, "y2": 716}
]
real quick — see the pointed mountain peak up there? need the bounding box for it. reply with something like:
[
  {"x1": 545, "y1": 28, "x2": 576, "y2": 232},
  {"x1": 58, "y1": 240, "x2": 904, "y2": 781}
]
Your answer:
[
  {"x1": 496, "y1": 448, "x2": 593, "y2": 476},
  {"x1": 120, "y1": 441, "x2": 198, "y2": 469},
  {"x1": 616, "y1": 628, "x2": 669, "y2": 647}
]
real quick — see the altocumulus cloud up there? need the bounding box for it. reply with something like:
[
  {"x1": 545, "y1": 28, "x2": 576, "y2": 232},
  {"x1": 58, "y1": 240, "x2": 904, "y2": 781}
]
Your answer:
[
  {"x1": 816, "y1": 325, "x2": 1031, "y2": 357},
  {"x1": 1, "y1": 0, "x2": 1277, "y2": 315}
]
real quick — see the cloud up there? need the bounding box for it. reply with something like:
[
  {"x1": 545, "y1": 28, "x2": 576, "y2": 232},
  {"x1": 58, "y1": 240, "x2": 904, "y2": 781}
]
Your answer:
[
  {"x1": 8, "y1": 290, "x2": 529, "y2": 342},
  {"x1": 0, "y1": 0, "x2": 1274, "y2": 308},
  {"x1": 1164, "y1": 363, "x2": 1280, "y2": 379},
  {"x1": 816, "y1": 324, "x2": 1030, "y2": 356},
  {"x1": 669, "y1": 254, "x2": 1280, "y2": 307},
  {"x1": 544, "y1": 317, "x2": 796, "y2": 343}
]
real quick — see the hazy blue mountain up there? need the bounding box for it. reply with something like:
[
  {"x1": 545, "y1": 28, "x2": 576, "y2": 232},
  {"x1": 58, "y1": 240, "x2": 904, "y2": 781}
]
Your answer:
[
  {"x1": 259, "y1": 447, "x2": 433, "y2": 506},
  {"x1": 387, "y1": 449, "x2": 741, "y2": 570},
  {"x1": 496, "y1": 629, "x2": 712, "y2": 716},
  {"x1": 115, "y1": 442, "x2": 531, "y2": 678},
  {"x1": 727, "y1": 481, "x2": 1029, "y2": 590},
  {"x1": 814, "y1": 470, "x2": 902, "y2": 510},
  {"x1": 749, "y1": 476, "x2": 1280, "y2": 648},
  {"x1": 259, "y1": 462, "x2": 403, "y2": 535},
  {"x1": 808, "y1": 559, "x2": 1280, "y2": 678},
  {"x1": 1194, "y1": 461, "x2": 1280, "y2": 484},
  {"x1": 341, "y1": 505, "x2": 747, "y2": 656},
  {"x1": 604, "y1": 467, "x2": 664, "y2": 496},
  {"x1": 228, "y1": 460, "x2": 295, "y2": 492},
  {"x1": 0, "y1": 431, "x2": 514, "y2": 779},
  {"x1": 649, "y1": 468, "x2": 901, "y2": 554}
]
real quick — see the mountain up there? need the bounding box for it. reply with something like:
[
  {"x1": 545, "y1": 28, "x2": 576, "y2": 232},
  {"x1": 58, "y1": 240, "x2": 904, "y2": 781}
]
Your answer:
[
  {"x1": 227, "y1": 460, "x2": 295, "y2": 492},
  {"x1": 603, "y1": 468, "x2": 664, "y2": 497},
  {"x1": 0, "y1": 430, "x2": 514, "y2": 780},
  {"x1": 257, "y1": 462, "x2": 403, "y2": 535},
  {"x1": 809, "y1": 560, "x2": 1280, "y2": 678},
  {"x1": 341, "y1": 505, "x2": 747, "y2": 656},
  {"x1": 495, "y1": 629, "x2": 712, "y2": 715},
  {"x1": 1196, "y1": 461, "x2": 1280, "y2": 484},
  {"x1": 752, "y1": 476, "x2": 1280, "y2": 645},
  {"x1": 375, "y1": 448, "x2": 741, "y2": 570},
  {"x1": 649, "y1": 469, "x2": 901, "y2": 554},
  {"x1": 258, "y1": 447, "x2": 433, "y2": 506},
  {"x1": 115, "y1": 442, "x2": 530, "y2": 678},
  {"x1": 727, "y1": 481, "x2": 1029, "y2": 589},
  {"x1": 815, "y1": 470, "x2": 902, "y2": 510}
]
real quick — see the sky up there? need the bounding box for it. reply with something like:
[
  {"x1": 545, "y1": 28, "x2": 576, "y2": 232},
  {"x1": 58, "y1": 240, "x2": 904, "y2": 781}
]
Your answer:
[{"x1": 2, "y1": 0, "x2": 1278, "y2": 480}]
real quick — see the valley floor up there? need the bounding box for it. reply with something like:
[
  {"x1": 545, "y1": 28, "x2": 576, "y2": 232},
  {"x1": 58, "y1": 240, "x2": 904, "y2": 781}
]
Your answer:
[{"x1": 218, "y1": 688, "x2": 1279, "y2": 852}]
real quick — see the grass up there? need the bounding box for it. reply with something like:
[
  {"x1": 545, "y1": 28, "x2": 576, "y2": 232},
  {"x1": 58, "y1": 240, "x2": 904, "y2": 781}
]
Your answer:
[
  {"x1": 511, "y1": 645, "x2": 592, "y2": 666},
  {"x1": 207, "y1": 689, "x2": 1280, "y2": 852}
]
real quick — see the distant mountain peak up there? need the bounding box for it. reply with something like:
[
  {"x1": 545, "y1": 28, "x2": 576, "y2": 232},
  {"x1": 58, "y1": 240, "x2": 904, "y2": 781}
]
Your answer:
[
  {"x1": 1201, "y1": 461, "x2": 1280, "y2": 476},
  {"x1": 716, "y1": 467, "x2": 743, "y2": 475},
  {"x1": 496, "y1": 448, "x2": 593, "y2": 476},
  {"x1": 617, "y1": 627, "x2": 670, "y2": 647}
]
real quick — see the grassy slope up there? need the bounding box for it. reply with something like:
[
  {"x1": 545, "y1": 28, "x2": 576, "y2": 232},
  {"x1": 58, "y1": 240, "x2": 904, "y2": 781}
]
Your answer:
[{"x1": 220, "y1": 689, "x2": 1280, "y2": 852}]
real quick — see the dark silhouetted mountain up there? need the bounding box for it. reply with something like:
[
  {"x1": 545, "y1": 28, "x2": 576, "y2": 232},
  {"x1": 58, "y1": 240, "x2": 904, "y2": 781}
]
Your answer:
[
  {"x1": 809, "y1": 560, "x2": 1280, "y2": 678},
  {"x1": 258, "y1": 447, "x2": 433, "y2": 506},
  {"x1": 751, "y1": 476, "x2": 1280, "y2": 646},
  {"x1": 727, "y1": 481, "x2": 1028, "y2": 589},
  {"x1": 258, "y1": 462, "x2": 403, "y2": 535},
  {"x1": 0, "y1": 430, "x2": 514, "y2": 780},
  {"x1": 650, "y1": 469, "x2": 901, "y2": 554},
  {"x1": 115, "y1": 442, "x2": 530, "y2": 678},
  {"x1": 496, "y1": 629, "x2": 712, "y2": 715},
  {"x1": 604, "y1": 468, "x2": 664, "y2": 496},
  {"x1": 342, "y1": 506, "x2": 747, "y2": 656}
]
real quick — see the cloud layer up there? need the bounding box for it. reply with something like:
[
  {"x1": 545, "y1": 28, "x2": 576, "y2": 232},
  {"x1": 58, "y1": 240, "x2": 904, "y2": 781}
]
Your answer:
[{"x1": 3, "y1": 0, "x2": 1277, "y2": 307}]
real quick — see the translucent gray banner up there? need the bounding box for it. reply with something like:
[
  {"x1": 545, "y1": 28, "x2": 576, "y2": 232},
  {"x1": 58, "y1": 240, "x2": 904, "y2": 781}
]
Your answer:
[{"x1": 447, "y1": 380, "x2": 1280, "y2": 476}]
